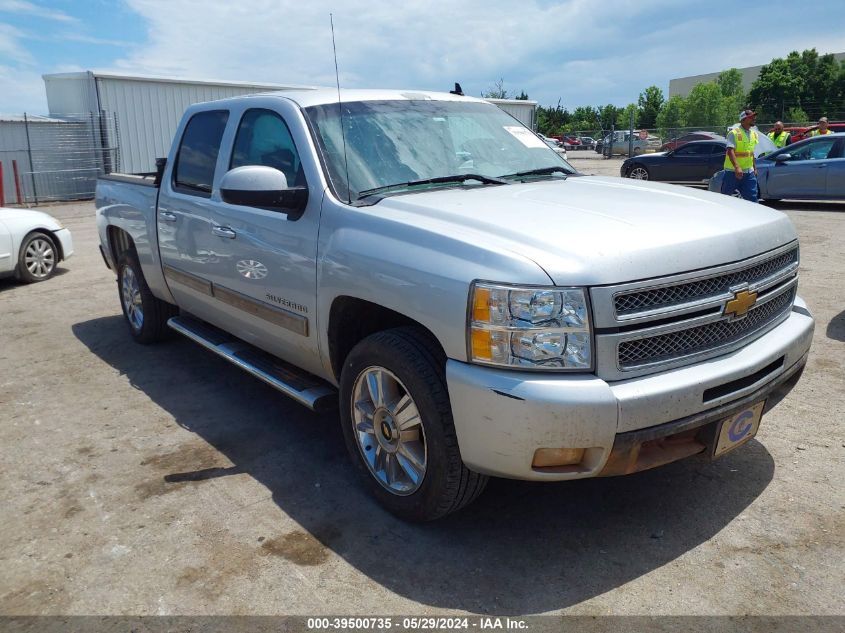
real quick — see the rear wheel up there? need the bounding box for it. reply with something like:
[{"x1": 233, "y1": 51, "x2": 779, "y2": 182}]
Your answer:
[
  {"x1": 117, "y1": 249, "x2": 177, "y2": 343},
  {"x1": 628, "y1": 165, "x2": 650, "y2": 180},
  {"x1": 17, "y1": 231, "x2": 57, "y2": 283},
  {"x1": 339, "y1": 327, "x2": 488, "y2": 521}
]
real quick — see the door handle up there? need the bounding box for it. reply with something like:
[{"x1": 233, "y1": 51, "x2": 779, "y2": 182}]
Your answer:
[
  {"x1": 814, "y1": 164, "x2": 827, "y2": 168},
  {"x1": 159, "y1": 211, "x2": 177, "y2": 222},
  {"x1": 212, "y1": 225, "x2": 237, "y2": 239}
]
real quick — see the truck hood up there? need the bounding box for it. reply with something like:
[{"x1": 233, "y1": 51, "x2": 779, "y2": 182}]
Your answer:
[{"x1": 374, "y1": 176, "x2": 797, "y2": 286}]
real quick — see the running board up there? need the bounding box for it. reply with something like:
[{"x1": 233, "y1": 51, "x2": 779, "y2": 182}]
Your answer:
[{"x1": 167, "y1": 315, "x2": 337, "y2": 413}]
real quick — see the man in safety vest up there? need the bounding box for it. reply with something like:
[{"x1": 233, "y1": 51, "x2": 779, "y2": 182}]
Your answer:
[
  {"x1": 810, "y1": 117, "x2": 833, "y2": 136},
  {"x1": 722, "y1": 110, "x2": 759, "y2": 202},
  {"x1": 767, "y1": 121, "x2": 791, "y2": 148}
]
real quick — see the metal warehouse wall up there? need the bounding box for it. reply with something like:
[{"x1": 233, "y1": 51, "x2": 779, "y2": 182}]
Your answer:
[
  {"x1": 96, "y1": 77, "x2": 287, "y2": 173},
  {"x1": 485, "y1": 99, "x2": 538, "y2": 129},
  {"x1": 43, "y1": 73, "x2": 309, "y2": 174}
]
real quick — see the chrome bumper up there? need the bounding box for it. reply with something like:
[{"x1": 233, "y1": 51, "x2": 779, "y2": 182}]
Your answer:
[{"x1": 446, "y1": 298, "x2": 814, "y2": 481}]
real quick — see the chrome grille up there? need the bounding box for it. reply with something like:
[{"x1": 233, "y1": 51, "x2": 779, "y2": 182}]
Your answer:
[
  {"x1": 614, "y1": 247, "x2": 798, "y2": 316},
  {"x1": 618, "y1": 286, "x2": 796, "y2": 368}
]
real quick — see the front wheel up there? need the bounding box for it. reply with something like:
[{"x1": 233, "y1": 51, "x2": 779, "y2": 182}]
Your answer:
[
  {"x1": 339, "y1": 327, "x2": 488, "y2": 521},
  {"x1": 627, "y1": 165, "x2": 649, "y2": 180},
  {"x1": 17, "y1": 231, "x2": 57, "y2": 283},
  {"x1": 117, "y1": 250, "x2": 177, "y2": 343}
]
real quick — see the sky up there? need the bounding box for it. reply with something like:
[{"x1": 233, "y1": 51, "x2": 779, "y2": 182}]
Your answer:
[{"x1": 1, "y1": 0, "x2": 844, "y2": 115}]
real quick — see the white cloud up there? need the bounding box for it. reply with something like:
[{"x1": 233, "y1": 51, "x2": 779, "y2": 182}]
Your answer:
[
  {"x1": 0, "y1": 0, "x2": 77, "y2": 22},
  {"x1": 0, "y1": 65, "x2": 47, "y2": 113},
  {"x1": 107, "y1": 0, "x2": 680, "y2": 101},
  {"x1": 0, "y1": 23, "x2": 33, "y2": 65}
]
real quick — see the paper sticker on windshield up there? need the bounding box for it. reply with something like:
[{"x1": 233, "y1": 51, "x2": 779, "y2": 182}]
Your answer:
[{"x1": 504, "y1": 126, "x2": 547, "y2": 148}]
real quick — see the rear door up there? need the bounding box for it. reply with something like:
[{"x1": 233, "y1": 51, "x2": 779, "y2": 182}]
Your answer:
[
  {"x1": 767, "y1": 137, "x2": 838, "y2": 198},
  {"x1": 0, "y1": 218, "x2": 12, "y2": 273},
  {"x1": 157, "y1": 108, "x2": 229, "y2": 317},
  {"x1": 203, "y1": 102, "x2": 324, "y2": 377},
  {"x1": 704, "y1": 143, "x2": 727, "y2": 179}
]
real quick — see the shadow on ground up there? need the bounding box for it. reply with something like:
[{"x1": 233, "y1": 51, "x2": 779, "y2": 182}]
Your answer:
[
  {"x1": 73, "y1": 315, "x2": 776, "y2": 614},
  {"x1": 826, "y1": 309, "x2": 845, "y2": 342},
  {"x1": 0, "y1": 267, "x2": 70, "y2": 292},
  {"x1": 765, "y1": 200, "x2": 845, "y2": 212}
]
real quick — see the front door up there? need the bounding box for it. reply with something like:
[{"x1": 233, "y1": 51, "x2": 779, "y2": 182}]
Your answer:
[
  {"x1": 204, "y1": 105, "x2": 323, "y2": 377},
  {"x1": 666, "y1": 143, "x2": 710, "y2": 181},
  {"x1": 767, "y1": 137, "x2": 837, "y2": 198},
  {"x1": 824, "y1": 139, "x2": 845, "y2": 198}
]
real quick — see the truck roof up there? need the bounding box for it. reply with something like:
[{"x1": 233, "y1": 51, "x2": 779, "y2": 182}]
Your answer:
[{"x1": 204, "y1": 88, "x2": 489, "y2": 109}]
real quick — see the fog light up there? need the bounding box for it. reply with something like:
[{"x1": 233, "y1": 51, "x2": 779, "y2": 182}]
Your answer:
[{"x1": 532, "y1": 448, "x2": 585, "y2": 468}]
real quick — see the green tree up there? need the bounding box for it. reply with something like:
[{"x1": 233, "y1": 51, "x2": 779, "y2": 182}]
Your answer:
[
  {"x1": 618, "y1": 103, "x2": 639, "y2": 129},
  {"x1": 685, "y1": 82, "x2": 729, "y2": 127},
  {"x1": 515, "y1": 91, "x2": 529, "y2": 101},
  {"x1": 637, "y1": 86, "x2": 664, "y2": 129},
  {"x1": 717, "y1": 68, "x2": 744, "y2": 99},
  {"x1": 785, "y1": 106, "x2": 809, "y2": 124},
  {"x1": 599, "y1": 104, "x2": 621, "y2": 130},
  {"x1": 656, "y1": 94, "x2": 687, "y2": 135},
  {"x1": 482, "y1": 78, "x2": 509, "y2": 99},
  {"x1": 536, "y1": 100, "x2": 571, "y2": 136},
  {"x1": 749, "y1": 53, "x2": 805, "y2": 121}
]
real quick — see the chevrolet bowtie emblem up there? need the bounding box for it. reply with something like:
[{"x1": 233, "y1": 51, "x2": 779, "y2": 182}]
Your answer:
[{"x1": 724, "y1": 289, "x2": 758, "y2": 318}]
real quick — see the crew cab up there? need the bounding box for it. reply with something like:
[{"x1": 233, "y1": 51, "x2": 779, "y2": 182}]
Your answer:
[{"x1": 96, "y1": 89, "x2": 814, "y2": 520}]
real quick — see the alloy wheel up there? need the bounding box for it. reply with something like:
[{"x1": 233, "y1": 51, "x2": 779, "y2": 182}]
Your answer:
[{"x1": 351, "y1": 366, "x2": 427, "y2": 495}]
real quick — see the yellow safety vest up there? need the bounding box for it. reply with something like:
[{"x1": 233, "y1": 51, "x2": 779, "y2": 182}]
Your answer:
[
  {"x1": 810, "y1": 128, "x2": 833, "y2": 136},
  {"x1": 767, "y1": 131, "x2": 789, "y2": 147},
  {"x1": 724, "y1": 127, "x2": 758, "y2": 170}
]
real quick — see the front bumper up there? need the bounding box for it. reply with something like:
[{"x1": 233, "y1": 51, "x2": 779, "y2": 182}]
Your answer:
[
  {"x1": 54, "y1": 228, "x2": 73, "y2": 261},
  {"x1": 446, "y1": 299, "x2": 814, "y2": 480}
]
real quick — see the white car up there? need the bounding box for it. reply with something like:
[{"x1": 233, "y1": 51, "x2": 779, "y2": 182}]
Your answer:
[{"x1": 0, "y1": 207, "x2": 73, "y2": 282}]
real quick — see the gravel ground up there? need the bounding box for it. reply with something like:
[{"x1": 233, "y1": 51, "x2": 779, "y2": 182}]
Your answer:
[{"x1": 0, "y1": 183, "x2": 843, "y2": 617}]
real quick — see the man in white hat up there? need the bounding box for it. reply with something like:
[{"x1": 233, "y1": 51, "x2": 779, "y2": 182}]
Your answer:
[{"x1": 721, "y1": 109, "x2": 759, "y2": 202}]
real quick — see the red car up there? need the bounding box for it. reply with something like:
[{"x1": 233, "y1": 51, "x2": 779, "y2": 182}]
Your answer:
[
  {"x1": 659, "y1": 131, "x2": 724, "y2": 152},
  {"x1": 785, "y1": 122, "x2": 845, "y2": 143}
]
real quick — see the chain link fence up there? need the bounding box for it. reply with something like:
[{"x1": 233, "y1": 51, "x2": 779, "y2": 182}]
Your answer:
[{"x1": 0, "y1": 112, "x2": 119, "y2": 206}]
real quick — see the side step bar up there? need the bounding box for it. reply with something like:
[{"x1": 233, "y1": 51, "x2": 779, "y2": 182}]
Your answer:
[{"x1": 167, "y1": 315, "x2": 337, "y2": 413}]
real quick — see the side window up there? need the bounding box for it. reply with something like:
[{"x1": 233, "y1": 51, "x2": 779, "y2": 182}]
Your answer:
[
  {"x1": 173, "y1": 110, "x2": 229, "y2": 196},
  {"x1": 675, "y1": 144, "x2": 703, "y2": 156},
  {"x1": 231, "y1": 109, "x2": 304, "y2": 187},
  {"x1": 790, "y1": 139, "x2": 837, "y2": 161}
]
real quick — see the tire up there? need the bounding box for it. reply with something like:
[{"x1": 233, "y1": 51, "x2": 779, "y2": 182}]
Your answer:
[
  {"x1": 339, "y1": 326, "x2": 488, "y2": 521},
  {"x1": 16, "y1": 231, "x2": 58, "y2": 283},
  {"x1": 627, "y1": 164, "x2": 650, "y2": 180},
  {"x1": 116, "y1": 249, "x2": 178, "y2": 344}
]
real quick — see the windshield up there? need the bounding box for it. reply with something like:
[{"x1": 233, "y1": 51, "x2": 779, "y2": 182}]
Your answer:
[{"x1": 304, "y1": 100, "x2": 576, "y2": 203}]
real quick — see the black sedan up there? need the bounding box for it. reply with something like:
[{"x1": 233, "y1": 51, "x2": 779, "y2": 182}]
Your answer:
[{"x1": 621, "y1": 140, "x2": 727, "y2": 184}]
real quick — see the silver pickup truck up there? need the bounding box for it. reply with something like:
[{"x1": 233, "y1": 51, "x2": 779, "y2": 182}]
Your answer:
[{"x1": 96, "y1": 89, "x2": 814, "y2": 521}]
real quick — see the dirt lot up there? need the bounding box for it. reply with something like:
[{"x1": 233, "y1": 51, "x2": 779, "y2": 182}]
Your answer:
[{"x1": 0, "y1": 178, "x2": 843, "y2": 617}]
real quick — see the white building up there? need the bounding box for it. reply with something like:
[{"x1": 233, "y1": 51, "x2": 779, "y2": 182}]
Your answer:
[{"x1": 42, "y1": 72, "x2": 538, "y2": 174}]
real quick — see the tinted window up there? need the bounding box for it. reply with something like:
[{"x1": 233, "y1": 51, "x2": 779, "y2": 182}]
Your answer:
[
  {"x1": 173, "y1": 110, "x2": 229, "y2": 196},
  {"x1": 231, "y1": 109, "x2": 305, "y2": 187},
  {"x1": 675, "y1": 144, "x2": 708, "y2": 156}
]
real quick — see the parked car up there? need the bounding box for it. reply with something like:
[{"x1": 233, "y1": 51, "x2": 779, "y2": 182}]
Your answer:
[
  {"x1": 544, "y1": 139, "x2": 567, "y2": 158},
  {"x1": 709, "y1": 132, "x2": 845, "y2": 201},
  {"x1": 96, "y1": 88, "x2": 813, "y2": 520},
  {"x1": 578, "y1": 136, "x2": 597, "y2": 150},
  {"x1": 597, "y1": 131, "x2": 649, "y2": 156},
  {"x1": 562, "y1": 135, "x2": 581, "y2": 150},
  {"x1": 0, "y1": 207, "x2": 73, "y2": 282},
  {"x1": 621, "y1": 140, "x2": 726, "y2": 183},
  {"x1": 786, "y1": 122, "x2": 845, "y2": 143},
  {"x1": 659, "y1": 131, "x2": 725, "y2": 152}
]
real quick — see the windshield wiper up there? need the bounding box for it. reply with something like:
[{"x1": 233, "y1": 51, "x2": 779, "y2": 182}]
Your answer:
[
  {"x1": 502, "y1": 166, "x2": 571, "y2": 179},
  {"x1": 357, "y1": 173, "x2": 506, "y2": 200}
]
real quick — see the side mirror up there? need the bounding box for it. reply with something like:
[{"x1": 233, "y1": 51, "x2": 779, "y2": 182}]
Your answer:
[
  {"x1": 773, "y1": 153, "x2": 792, "y2": 163},
  {"x1": 220, "y1": 165, "x2": 308, "y2": 217}
]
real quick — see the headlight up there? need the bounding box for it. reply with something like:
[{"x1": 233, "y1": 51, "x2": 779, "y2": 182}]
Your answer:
[{"x1": 468, "y1": 282, "x2": 592, "y2": 371}]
